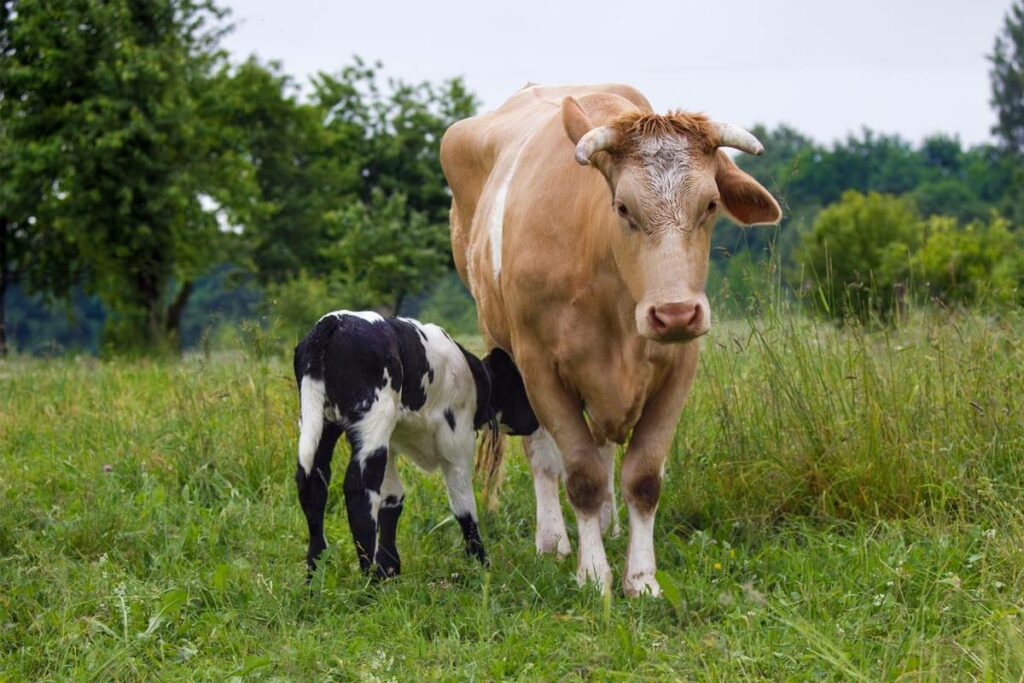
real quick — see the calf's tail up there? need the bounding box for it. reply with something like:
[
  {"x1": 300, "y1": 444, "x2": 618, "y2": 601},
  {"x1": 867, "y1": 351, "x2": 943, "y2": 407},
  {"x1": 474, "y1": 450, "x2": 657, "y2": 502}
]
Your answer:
[{"x1": 297, "y1": 376, "x2": 326, "y2": 474}]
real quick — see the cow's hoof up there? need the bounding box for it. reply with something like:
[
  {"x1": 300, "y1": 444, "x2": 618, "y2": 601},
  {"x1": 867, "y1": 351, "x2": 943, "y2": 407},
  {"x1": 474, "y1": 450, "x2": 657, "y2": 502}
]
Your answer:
[
  {"x1": 623, "y1": 571, "x2": 661, "y2": 598},
  {"x1": 536, "y1": 530, "x2": 572, "y2": 559},
  {"x1": 576, "y1": 559, "x2": 613, "y2": 595}
]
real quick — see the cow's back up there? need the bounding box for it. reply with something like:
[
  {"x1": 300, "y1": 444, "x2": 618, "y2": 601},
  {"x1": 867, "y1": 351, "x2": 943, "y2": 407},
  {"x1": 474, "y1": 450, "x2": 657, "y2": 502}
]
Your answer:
[{"x1": 441, "y1": 84, "x2": 652, "y2": 348}]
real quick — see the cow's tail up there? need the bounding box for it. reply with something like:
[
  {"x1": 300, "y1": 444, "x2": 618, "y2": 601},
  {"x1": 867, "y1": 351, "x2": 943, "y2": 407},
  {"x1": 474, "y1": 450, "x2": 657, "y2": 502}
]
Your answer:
[{"x1": 477, "y1": 429, "x2": 506, "y2": 511}]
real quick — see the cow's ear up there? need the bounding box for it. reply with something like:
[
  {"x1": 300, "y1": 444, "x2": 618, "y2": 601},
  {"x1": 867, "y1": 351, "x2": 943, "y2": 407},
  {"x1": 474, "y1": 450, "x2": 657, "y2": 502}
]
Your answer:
[
  {"x1": 562, "y1": 97, "x2": 619, "y2": 180},
  {"x1": 715, "y1": 150, "x2": 782, "y2": 226},
  {"x1": 561, "y1": 96, "x2": 593, "y2": 145}
]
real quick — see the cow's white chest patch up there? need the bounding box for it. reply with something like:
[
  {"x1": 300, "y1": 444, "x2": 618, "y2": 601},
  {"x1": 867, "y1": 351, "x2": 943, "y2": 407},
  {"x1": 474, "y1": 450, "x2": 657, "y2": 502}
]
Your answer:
[{"x1": 487, "y1": 140, "x2": 529, "y2": 282}]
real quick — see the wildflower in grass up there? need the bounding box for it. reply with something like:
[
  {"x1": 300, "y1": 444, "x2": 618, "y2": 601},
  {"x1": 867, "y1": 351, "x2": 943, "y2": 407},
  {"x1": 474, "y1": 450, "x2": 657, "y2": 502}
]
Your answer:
[{"x1": 713, "y1": 562, "x2": 722, "y2": 570}]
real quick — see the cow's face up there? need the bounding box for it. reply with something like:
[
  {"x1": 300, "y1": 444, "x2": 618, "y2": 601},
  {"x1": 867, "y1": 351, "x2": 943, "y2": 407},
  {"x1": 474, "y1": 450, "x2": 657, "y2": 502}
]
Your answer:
[{"x1": 562, "y1": 98, "x2": 781, "y2": 343}]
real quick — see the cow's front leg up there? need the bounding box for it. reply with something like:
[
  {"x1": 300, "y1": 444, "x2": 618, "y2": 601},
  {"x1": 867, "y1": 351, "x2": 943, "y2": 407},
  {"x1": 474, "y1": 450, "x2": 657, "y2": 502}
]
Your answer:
[
  {"x1": 524, "y1": 428, "x2": 571, "y2": 558},
  {"x1": 564, "y1": 445, "x2": 613, "y2": 593},
  {"x1": 621, "y1": 345, "x2": 698, "y2": 597},
  {"x1": 620, "y1": 453, "x2": 663, "y2": 597},
  {"x1": 519, "y1": 356, "x2": 613, "y2": 593}
]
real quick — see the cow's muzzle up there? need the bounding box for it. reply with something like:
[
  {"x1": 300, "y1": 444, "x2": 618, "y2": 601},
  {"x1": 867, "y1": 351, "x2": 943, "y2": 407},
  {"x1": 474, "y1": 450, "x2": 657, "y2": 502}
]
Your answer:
[{"x1": 642, "y1": 298, "x2": 710, "y2": 342}]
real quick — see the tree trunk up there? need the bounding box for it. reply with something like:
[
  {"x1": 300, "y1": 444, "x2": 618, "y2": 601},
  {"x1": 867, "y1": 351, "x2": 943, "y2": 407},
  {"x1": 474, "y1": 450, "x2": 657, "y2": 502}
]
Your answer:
[
  {"x1": 392, "y1": 289, "x2": 405, "y2": 317},
  {"x1": 166, "y1": 280, "x2": 194, "y2": 344}
]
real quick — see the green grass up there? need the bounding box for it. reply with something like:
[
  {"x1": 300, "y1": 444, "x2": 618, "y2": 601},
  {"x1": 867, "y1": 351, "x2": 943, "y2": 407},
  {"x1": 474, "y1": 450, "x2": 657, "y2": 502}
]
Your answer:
[{"x1": 2, "y1": 310, "x2": 1024, "y2": 680}]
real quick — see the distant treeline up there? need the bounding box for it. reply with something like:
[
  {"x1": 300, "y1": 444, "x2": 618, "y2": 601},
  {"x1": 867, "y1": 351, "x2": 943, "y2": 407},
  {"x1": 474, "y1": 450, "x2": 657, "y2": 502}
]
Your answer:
[{"x1": 2, "y1": 0, "x2": 1023, "y2": 355}]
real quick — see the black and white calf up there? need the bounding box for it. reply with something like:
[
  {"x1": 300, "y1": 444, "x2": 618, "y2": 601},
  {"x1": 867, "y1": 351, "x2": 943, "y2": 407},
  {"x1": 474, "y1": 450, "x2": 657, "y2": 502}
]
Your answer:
[{"x1": 293, "y1": 310, "x2": 537, "y2": 579}]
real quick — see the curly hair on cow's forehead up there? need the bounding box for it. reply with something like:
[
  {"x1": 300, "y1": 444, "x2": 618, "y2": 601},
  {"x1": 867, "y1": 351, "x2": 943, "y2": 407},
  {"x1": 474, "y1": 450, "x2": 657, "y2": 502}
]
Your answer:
[{"x1": 608, "y1": 111, "x2": 718, "y2": 156}]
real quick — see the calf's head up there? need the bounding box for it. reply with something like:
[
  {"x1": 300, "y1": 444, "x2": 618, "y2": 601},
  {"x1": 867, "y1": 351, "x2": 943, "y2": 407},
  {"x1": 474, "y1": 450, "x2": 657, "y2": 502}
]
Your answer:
[
  {"x1": 457, "y1": 345, "x2": 538, "y2": 436},
  {"x1": 562, "y1": 97, "x2": 781, "y2": 342}
]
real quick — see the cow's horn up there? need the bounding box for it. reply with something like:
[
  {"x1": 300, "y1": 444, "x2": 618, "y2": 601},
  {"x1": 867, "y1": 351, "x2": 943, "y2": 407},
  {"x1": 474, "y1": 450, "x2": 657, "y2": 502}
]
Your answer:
[
  {"x1": 711, "y1": 122, "x2": 764, "y2": 156},
  {"x1": 575, "y1": 126, "x2": 622, "y2": 165}
]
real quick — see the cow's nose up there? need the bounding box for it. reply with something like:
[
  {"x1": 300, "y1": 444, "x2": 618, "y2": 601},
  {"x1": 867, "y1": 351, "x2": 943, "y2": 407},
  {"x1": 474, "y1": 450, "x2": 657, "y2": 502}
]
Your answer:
[{"x1": 648, "y1": 300, "x2": 705, "y2": 339}]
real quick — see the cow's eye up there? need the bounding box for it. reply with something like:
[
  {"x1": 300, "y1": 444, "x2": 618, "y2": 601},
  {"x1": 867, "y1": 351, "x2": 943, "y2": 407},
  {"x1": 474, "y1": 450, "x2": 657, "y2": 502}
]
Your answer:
[
  {"x1": 707, "y1": 199, "x2": 718, "y2": 215},
  {"x1": 615, "y1": 202, "x2": 629, "y2": 218}
]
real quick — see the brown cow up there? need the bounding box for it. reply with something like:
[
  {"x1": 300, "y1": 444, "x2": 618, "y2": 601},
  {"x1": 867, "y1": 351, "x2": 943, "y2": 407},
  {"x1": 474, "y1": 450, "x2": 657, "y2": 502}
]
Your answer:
[{"x1": 441, "y1": 84, "x2": 780, "y2": 596}]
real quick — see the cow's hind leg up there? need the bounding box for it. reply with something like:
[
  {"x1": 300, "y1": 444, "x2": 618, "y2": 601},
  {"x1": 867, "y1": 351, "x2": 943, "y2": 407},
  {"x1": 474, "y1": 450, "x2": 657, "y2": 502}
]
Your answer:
[
  {"x1": 441, "y1": 436, "x2": 486, "y2": 564},
  {"x1": 524, "y1": 428, "x2": 571, "y2": 558},
  {"x1": 296, "y1": 422, "x2": 342, "y2": 578},
  {"x1": 374, "y1": 451, "x2": 405, "y2": 578},
  {"x1": 342, "y1": 397, "x2": 396, "y2": 575},
  {"x1": 598, "y1": 443, "x2": 620, "y2": 538}
]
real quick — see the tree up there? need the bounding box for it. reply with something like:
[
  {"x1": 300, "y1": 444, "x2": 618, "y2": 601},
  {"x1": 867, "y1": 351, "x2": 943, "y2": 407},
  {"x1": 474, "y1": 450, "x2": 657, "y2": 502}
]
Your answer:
[
  {"x1": 210, "y1": 58, "x2": 356, "y2": 284},
  {"x1": 990, "y1": 0, "x2": 1024, "y2": 219},
  {"x1": 797, "y1": 191, "x2": 922, "y2": 321},
  {"x1": 326, "y1": 190, "x2": 450, "y2": 315},
  {"x1": 258, "y1": 59, "x2": 478, "y2": 322},
  {"x1": 0, "y1": 0, "x2": 253, "y2": 353},
  {"x1": 312, "y1": 58, "x2": 477, "y2": 227},
  {"x1": 991, "y1": 1, "x2": 1024, "y2": 152}
]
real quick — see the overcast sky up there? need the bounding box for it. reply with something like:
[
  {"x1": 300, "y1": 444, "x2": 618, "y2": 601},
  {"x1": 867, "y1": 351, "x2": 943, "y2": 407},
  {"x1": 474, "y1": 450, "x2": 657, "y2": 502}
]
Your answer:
[{"x1": 221, "y1": 0, "x2": 1013, "y2": 146}]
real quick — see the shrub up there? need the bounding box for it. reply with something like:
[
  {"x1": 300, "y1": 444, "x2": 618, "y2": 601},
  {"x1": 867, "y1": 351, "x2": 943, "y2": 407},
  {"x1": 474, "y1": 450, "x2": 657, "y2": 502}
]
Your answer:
[
  {"x1": 797, "y1": 191, "x2": 922, "y2": 321},
  {"x1": 915, "y1": 214, "x2": 1024, "y2": 308}
]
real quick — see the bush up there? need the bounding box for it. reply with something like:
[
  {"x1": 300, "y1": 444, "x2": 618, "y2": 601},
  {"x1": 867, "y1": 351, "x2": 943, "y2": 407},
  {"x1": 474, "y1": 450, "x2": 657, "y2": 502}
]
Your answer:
[
  {"x1": 797, "y1": 191, "x2": 921, "y2": 321},
  {"x1": 262, "y1": 271, "x2": 367, "y2": 347},
  {"x1": 915, "y1": 214, "x2": 1024, "y2": 308}
]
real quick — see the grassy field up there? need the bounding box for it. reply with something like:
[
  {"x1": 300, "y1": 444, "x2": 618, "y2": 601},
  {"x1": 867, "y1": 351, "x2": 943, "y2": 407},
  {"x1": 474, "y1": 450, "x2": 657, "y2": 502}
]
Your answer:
[{"x1": 2, "y1": 310, "x2": 1024, "y2": 681}]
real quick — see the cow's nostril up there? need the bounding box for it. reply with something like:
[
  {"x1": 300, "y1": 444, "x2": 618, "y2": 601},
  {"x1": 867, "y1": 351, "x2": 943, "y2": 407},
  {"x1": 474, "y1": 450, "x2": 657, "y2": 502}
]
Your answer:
[
  {"x1": 647, "y1": 306, "x2": 667, "y2": 333},
  {"x1": 688, "y1": 303, "x2": 702, "y2": 327}
]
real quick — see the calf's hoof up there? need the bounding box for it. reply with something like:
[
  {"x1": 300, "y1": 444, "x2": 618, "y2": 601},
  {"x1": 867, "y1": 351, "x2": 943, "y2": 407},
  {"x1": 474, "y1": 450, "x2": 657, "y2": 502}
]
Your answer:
[{"x1": 465, "y1": 539, "x2": 488, "y2": 566}]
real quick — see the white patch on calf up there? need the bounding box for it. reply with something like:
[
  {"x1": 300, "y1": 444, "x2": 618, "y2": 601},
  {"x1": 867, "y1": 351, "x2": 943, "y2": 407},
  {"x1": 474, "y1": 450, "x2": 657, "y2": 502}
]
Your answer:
[
  {"x1": 318, "y1": 310, "x2": 385, "y2": 325},
  {"x1": 353, "y1": 369, "x2": 399, "y2": 461}
]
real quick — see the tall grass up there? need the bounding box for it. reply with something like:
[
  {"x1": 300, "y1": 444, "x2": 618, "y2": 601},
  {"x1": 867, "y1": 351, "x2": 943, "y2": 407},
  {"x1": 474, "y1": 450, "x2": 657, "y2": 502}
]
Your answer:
[
  {"x1": 671, "y1": 306, "x2": 1024, "y2": 525},
  {"x1": 2, "y1": 309, "x2": 1024, "y2": 680}
]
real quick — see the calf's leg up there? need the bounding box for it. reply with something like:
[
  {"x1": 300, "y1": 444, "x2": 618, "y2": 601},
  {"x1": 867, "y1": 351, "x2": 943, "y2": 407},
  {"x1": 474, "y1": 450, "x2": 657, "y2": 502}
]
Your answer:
[
  {"x1": 440, "y1": 435, "x2": 486, "y2": 564},
  {"x1": 296, "y1": 422, "x2": 342, "y2": 578},
  {"x1": 374, "y1": 452, "x2": 405, "y2": 578},
  {"x1": 342, "y1": 397, "x2": 396, "y2": 575}
]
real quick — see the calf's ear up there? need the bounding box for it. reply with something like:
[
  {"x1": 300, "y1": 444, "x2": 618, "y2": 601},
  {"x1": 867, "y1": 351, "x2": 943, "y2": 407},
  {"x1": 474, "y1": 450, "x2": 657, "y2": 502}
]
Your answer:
[{"x1": 715, "y1": 150, "x2": 782, "y2": 226}]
